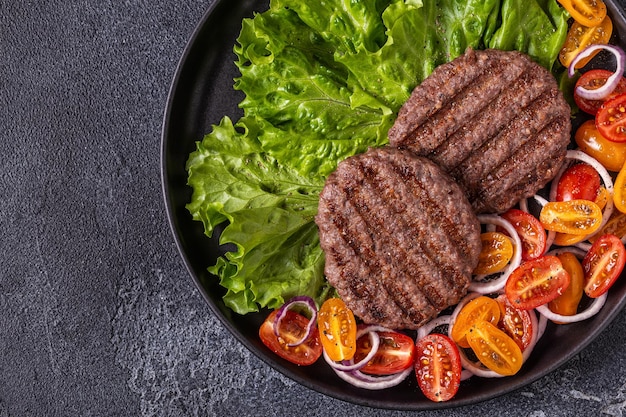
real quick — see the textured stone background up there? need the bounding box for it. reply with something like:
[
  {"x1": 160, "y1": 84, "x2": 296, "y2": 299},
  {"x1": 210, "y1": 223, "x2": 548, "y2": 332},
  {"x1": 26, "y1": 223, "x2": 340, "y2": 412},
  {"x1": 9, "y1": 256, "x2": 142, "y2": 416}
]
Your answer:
[{"x1": 2, "y1": 1, "x2": 626, "y2": 416}]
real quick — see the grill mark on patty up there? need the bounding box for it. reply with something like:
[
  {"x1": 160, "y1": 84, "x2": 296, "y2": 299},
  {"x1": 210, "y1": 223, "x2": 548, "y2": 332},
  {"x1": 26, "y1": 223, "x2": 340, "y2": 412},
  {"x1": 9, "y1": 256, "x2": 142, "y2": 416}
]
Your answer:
[
  {"x1": 455, "y1": 88, "x2": 568, "y2": 201},
  {"x1": 320, "y1": 189, "x2": 409, "y2": 325},
  {"x1": 430, "y1": 66, "x2": 551, "y2": 171}
]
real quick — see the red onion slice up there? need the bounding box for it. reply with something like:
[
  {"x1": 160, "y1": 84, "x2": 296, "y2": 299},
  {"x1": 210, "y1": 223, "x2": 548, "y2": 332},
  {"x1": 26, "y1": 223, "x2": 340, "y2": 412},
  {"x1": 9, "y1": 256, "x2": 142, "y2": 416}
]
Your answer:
[
  {"x1": 330, "y1": 366, "x2": 413, "y2": 390},
  {"x1": 273, "y1": 295, "x2": 318, "y2": 347},
  {"x1": 569, "y1": 44, "x2": 626, "y2": 101}
]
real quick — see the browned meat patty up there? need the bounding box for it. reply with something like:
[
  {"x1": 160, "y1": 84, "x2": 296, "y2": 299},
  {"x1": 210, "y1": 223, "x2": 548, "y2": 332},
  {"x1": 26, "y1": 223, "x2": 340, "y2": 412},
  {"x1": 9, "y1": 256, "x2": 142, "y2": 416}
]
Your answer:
[
  {"x1": 315, "y1": 147, "x2": 482, "y2": 329},
  {"x1": 388, "y1": 48, "x2": 571, "y2": 214}
]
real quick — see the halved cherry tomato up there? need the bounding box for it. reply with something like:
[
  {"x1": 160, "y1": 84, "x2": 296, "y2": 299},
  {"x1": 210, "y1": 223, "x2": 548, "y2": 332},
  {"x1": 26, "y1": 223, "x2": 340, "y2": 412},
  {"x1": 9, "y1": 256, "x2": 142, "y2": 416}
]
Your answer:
[
  {"x1": 414, "y1": 334, "x2": 461, "y2": 402},
  {"x1": 597, "y1": 93, "x2": 626, "y2": 143},
  {"x1": 259, "y1": 310, "x2": 322, "y2": 366},
  {"x1": 613, "y1": 160, "x2": 626, "y2": 214},
  {"x1": 590, "y1": 211, "x2": 626, "y2": 243},
  {"x1": 576, "y1": 119, "x2": 626, "y2": 172},
  {"x1": 505, "y1": 256, "x2": 571, "y2": 310},
  {"x1": 555, "y1": 163, "x2": 601, "y2": 202},
  {"x1": 473, "y1": 232, "x2": 514, "y2": 275},
  {"x1": 554, "y1": 186, "x2": 609, "y2": 246},
  {"x1": 501, "y1": 209, "x2": 547, "y2": 260},
  {"x1": 354, "y1": 330, "x2": 415, "y2": 375},
  {"x1": 574, "y1": 69, "x2": 626, "y2": 116},
  {"x1": 317, "y1": 298, "x2": 357, "y2": 361},
  {"x1": 496, "y1": 295, "x2": 534, "y2": 351},
  {"x1": 582, "y1": 233, "x2": 626, "y2": 298},
  {"x1": 557, "y1": 0, "x2": 607, "y2": 27},
  {"x1": 451, "y1": 296, "x2": 501, "y2": 349},
  {"x1": 539, "y1": 200, "x2": 603, "y2": 235},
  {"x1": 548, "y1": 252, "x2": 585, "y2": 323},
  {"x1": 466, "y1": 320, "x2": 523, "y2": 376},
  {"x1": 559, "y1": 15, "x2": 613, "y2": 69}
]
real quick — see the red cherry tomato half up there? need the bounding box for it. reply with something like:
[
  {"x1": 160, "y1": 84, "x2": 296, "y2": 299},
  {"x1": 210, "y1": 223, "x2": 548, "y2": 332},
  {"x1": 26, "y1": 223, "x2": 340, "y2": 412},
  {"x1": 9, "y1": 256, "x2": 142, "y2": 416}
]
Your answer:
[
  {"x1": 500, "y1": 209, "x2": 547, "y2": 261},
  {"x1": 582, "y1": 234, "x2": 626, "y2": 298},
  {"x1": 555, "y1": 163, "x2": 601, "y2": 202},
  {"x1": 354, "y1": 330, "x2": 415, "y2": 376},
  {"x1": 496, "y1": 295, "x2": 534, "y2": 351},
  {"x1": 259, "y1": 310, "x2": 322, "y2": 366},
  {"x1": 597, "y1": 93, "x2": 626, "y2": 143},
  {"x1": 574, "y1": 70, "x2": 626, "y2": 116},
  {"x1": 505, "y1": 256, "x2": 571, "y2": 310},
  {"x1": 414, "y1": 334, "x2": 461, "y2": 403}
]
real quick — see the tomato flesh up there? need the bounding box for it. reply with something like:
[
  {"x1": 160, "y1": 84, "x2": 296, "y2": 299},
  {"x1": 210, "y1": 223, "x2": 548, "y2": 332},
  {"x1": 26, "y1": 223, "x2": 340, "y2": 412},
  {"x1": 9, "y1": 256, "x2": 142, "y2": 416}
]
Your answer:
[
  {"x1": 496, "y1": 295, "x2": 534, "y2": 351},
  {"x1": 590, "y1": 211, "x2": 626, "y2": 243},
  {"x1": 414, "y1": 334, "x2": 461, "y2": 402},
  {"x1": 505, "y1": 256, "x2": 571, "y2": 310},
  {"x1": 354, "y1": 330, "x2": 415, "y2": 375},
  {"x1": 574, "y1": 69, "x2": 626, "y2": 116},
  {"x1": 259, "y1": 310, "x2": 322, "y2": 366},
  {"x1": 556, "y1": 163, "x2": 601, "y2": 202},
  {"x1": 576, "y1": 119, "x2": 626, "y2": 172},
  {"x1": 501, "y1": 209, "x2": 546, "y2": 261},
  {"x1": 557, "y1": 0, "x2": 607, "y2": 27},
  {"x1": 466, "y1": 320, "x2": 524, "y2": 376},
  {"x1": 317, "y1": 298, "x2": 357, "y2": 362},
  {"x1": 548, "y1": 252, "x2": 585, "y2": 322},
  {"x1": 613, "y1": 161, "x2": 626, "y2": 214},
  {"x1": 451, "y1": 296, "x2": 501, "y2": 349},
  {"x1": 474, "y1": 232, "x2": 514, "y2": 275},
  {"x1": 539, "y1": 200, "x2": 603, "y2": 235},
  {"x1": 582, "y1": 234, "x2": 626, "y2": 298},
  {"x1": 559, "y1": 15, "x2": 613, "y2": 69},
  {"x1": 597, "y1": 93, "x2": 626, "y2": 143}
]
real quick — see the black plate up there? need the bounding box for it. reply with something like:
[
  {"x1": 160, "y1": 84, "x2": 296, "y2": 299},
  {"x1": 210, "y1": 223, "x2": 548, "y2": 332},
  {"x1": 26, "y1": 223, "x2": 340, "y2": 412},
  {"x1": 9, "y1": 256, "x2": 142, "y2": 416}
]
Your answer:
[{"x1": 162, "y1": 0, "x2": 626, "y2": 410}]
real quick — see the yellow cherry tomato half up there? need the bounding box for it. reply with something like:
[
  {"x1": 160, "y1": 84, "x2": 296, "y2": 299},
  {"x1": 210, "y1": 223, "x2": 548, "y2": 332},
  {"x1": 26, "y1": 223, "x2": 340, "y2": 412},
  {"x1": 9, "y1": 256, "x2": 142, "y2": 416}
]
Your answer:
[
  {"x1": 557, "y1": 0, "x2": 607, "y2": 27},
  {"x1": 590, "y1": 210, "x2": 626, "y2": 243},
  {"x1": 317, "y1": 298, "x2": 357, "y2": 362},
  {"x1": 466, "y1": 320, "x2": 524, "y2": 376},
  {"x1": 473, "y1": 232, "x2": 514, "y2": 275},
  {"x1": 547, "y1": 252, "x2": 585, "y2": 323},
  {"x1": 576, "y1": 119, "x2": 626, "y2": 172},
  {"x1": 613, "y1": 163, "x2": 626, "y2": 214},
  {"x1": 451, "y1": 296, "x2": 501, "y2": 349},
  {"x1": 554, "y1": 187, "x2": 610, "y2": 245},
  {"x1": 559, "y1": 15, "x2": 613, "y2": 69},
  {"x1": 539, "y1": 200, "x2": 603, "y2": 235}
]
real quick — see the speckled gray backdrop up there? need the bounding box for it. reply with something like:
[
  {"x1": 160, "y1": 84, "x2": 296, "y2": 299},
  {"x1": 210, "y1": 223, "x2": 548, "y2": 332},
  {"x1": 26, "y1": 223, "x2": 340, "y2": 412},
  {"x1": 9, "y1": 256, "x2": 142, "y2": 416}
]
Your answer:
[{"x1": 2, "y1": 1, "x2": 626, "y2": 416}]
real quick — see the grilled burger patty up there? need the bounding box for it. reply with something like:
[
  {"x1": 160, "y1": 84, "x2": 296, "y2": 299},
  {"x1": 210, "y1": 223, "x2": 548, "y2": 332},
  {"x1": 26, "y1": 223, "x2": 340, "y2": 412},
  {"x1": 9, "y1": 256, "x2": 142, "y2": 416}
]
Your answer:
[
  {"x1": 388, "y1": 48, "x2": 571, "y2": 214},
  {"x1": 315, "y1": 147, "x2": 482, "y2": 329}
]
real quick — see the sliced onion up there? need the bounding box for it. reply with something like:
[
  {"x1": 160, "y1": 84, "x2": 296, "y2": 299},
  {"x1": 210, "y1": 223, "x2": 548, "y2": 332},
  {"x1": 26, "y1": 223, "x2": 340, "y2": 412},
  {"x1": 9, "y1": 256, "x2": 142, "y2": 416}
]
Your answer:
[
  {"x1": 323, "y1": 330, "x2": 380, "y2": 372},
  {"x1": 470, "y1": 215, "x2": 522, "y2": 294},
  {"x1": 535, "y1": 292, "x2": 608, "y2": 323},
  {"x1": 569, "y1": 44, "x2": 626, "y2": 101},
  {"x1": 330, "y1": 365, "x2": 413, "y2": 390},
  {"x1": 273, "y1": 295, "x2": 317, "y2": 347},
  {"x1": 416, "y1": 315, "x2": 452, "y2": 341},
  {"x1": 458, "y1": 348, "x2": 505, "y2": 379}
]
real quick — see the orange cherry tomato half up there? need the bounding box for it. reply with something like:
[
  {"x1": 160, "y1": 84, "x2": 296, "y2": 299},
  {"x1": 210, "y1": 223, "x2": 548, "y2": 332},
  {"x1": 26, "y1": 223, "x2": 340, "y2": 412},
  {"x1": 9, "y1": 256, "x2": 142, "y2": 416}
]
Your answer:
[
  {"x1": 259, "y1": 310, "x2": 322, "y2": 366},
  {"x1": 559, "y1": 15, "x2": 613, "y2": 69},
  {"x1": 557, "y1": 0, "x2": 607, "y2": 27},
  {"x1": 590, "y1": 210, "x2": 626, "y2": 243},
  {"x1": 496, "y1": 295, "x2": 534, "y2": 351},
  {"x1": 548, "y1": 252, "x2": 585, "y2": 323},
  {"x1": 451, "y1": 296, "x2": 501, "y2": 349},
  {"x1": 555, "y1": 163, "x2": 601, "y2": 202},
  {"x1": 597, "y1": 93, "x2": 626, "y2": 143},
  {"x1": 317, "y1": 298, "x2": 357, "y2": 362},
  {"x1": 500, "y1": 209, "x2": 547, "y2": 261},
  {"x1": 505, "y1": 256, "x2": 571, "y2": 310},
  {"x1": 613, "y1": 162, "x2": 626, "y2": 214},
  {"x1": 474, "y1": 232, "x2": 514, "y2": 275},
  {"x1": 576, "y1": 119, "x2": 626, "y2": 172},
  {"x1": 466, "y1": 320, "x2": 524, "y2": 376},
  {"x1": 574, "y1": 69, "x2": 626, "y2": 116},
  {"x1": 354, "y1": 330, "x2": 415, "y2": 376},
  {"x1": 539, "y1": 200, "x2": 603, "y2": 235},
  {"x1": 582, "y1": 233, "x2": 626, "y2": 298},
  {"x1": 414, "y1": 334, "x2": 462, "y2": 402}
]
